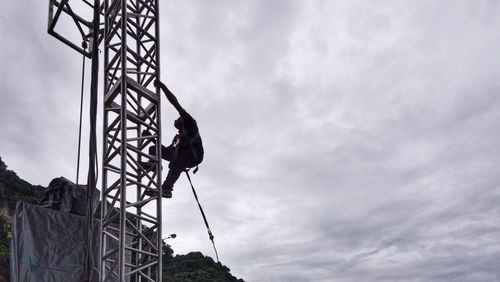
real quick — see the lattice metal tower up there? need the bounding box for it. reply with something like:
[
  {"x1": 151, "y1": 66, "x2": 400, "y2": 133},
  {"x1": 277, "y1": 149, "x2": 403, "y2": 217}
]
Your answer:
[
  {"x1": 101, "y1": 0, "x2": 163, "y2": 281},
  {"x1": 48, "y1": 0, "x2": 163, "y2": 281}
]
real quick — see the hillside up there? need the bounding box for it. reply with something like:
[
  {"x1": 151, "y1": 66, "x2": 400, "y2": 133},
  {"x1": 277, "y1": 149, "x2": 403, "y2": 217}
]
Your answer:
[
  {"x1": 0, "y1": 157, "x2": 45, "y2": 280},
  {"x1": 0, "y1": 157, "x2": 244, "y2": 282}
]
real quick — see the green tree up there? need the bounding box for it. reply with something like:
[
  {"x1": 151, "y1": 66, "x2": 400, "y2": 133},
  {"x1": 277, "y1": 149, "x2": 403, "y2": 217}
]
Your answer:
[
  {"x1": 0, "y1": 156, "x2": 45, "y2": 281},
  {"x1": 0, "y1": 158, "x2": 43, "y2": 213},
  {"x1": 0, "y1": 158, "x2": 6, "y2": 172},
  {"x1": 163, "y1": 241, "x2": 174, "y2": 265},
  {"x1": 163, "y1": 252, "x2": 244, "y2": 282}
]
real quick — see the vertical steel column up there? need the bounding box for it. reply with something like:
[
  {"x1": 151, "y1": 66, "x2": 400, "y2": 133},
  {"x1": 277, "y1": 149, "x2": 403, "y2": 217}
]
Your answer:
[{"x1": 101, "y1": 0, "x2": 162, "y2": 281}]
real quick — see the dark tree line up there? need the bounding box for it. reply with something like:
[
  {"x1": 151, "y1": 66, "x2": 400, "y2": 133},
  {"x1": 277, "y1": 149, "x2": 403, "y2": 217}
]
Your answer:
[{"x1": 162, "y1": 246, "x2": 244, "y2": 282}]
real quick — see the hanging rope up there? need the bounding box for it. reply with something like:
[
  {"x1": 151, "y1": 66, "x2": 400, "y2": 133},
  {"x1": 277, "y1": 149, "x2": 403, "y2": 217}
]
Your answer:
[
  {"x1": 76, "y1": 40, "x2": 87, "y2": 185},
  {"x1": 83, "y1": 2, "x2": 100, "y2": 279},
  {"x1": 184, "y1": 170, "x2": 220, "y2": 263}
]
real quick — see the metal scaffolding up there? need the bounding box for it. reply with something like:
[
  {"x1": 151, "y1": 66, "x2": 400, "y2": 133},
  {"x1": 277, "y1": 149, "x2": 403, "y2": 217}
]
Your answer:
[
  {"x1": 48, "y1": 0, "x2": 163, "y2": 280},
  {"x1": 101, "y1": 0, "x2": 162, "y2": 281}
]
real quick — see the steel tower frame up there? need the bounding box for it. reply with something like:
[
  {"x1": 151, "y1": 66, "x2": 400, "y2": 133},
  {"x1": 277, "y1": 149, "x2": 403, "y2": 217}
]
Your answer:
[
  {"x1": 101, "y1": 0, "x2": 162, "y2": 281},
  {"x1": 48, "y1": 1, "x2": 163, "y2": 280}
]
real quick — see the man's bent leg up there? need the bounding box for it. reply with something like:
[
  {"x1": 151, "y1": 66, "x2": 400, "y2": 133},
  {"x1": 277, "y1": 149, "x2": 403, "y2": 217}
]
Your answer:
[
  {"x1": 161, "y1": 165, "x2": 183, "y2": 198},
  {"x1": 148, "y1": 144, "x2": 174, "y2": 161},
  {"x1": 144, "y1": 165, "x2": 181, "y2": 199},
  {"x1": 141, "y1": 144, "x2": 175, "y2": 171}
]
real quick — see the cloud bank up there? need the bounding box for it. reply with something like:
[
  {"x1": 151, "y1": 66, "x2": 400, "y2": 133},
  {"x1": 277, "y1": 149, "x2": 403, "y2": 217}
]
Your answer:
[{"x1": 2, "y1": 1, "x2": 500, "y2": 281}]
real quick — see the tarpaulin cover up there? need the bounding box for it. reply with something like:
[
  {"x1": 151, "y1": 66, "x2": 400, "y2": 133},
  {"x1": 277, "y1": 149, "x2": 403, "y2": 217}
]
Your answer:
[
  {"x1": 38, "y1": 177, "x2": 99, "y2": 216},
  {"x1": 10, "y1": 202, "x2": 100, "y2": 282}
]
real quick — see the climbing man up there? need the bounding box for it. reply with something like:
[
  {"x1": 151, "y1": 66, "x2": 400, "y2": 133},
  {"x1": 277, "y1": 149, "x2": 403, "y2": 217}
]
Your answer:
[{"x1": 144, "y1": 79, "x2": 204, "y2": 198}]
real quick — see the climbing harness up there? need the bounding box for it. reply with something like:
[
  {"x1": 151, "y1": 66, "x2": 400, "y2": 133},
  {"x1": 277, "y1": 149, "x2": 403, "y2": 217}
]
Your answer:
[
  {"x1": 172, "y1": 127, "x2": 201, "y2": 174},
  {"x1": 174, "y1": 129, "x2": 201, "y2": 160},
  {"x1": 184, "y1": 169, "x2": 219, "y2": 263}
]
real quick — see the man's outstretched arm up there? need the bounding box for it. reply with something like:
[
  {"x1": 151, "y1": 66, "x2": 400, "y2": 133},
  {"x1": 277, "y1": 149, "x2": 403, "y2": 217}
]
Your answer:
[{"x1": 154, "y1": 80, "x2": 185, "y2": 114}]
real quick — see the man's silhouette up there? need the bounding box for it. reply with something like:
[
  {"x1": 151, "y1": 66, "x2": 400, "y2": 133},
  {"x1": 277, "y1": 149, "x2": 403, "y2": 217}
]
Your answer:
[{"x1": 144, "y1": 80, "x2": 204, "y2": 198}]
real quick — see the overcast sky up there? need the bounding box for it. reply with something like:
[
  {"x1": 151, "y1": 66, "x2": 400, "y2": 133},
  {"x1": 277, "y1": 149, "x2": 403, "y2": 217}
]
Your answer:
[{"x1": 2, "y1": 1, "x2": 500, "y2": 281}]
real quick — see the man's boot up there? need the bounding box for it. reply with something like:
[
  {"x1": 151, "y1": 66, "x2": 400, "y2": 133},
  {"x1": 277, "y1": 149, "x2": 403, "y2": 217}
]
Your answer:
[
  {"x1": 144, "y1": 181, "x2": 172, "y2": 198},
  {"x1": 161, "y1": 183, "x2": 173, "y2": 198}
]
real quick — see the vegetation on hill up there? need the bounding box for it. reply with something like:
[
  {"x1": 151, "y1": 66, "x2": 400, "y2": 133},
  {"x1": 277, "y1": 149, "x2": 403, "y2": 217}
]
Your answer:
[
  {"x1": 0, "y1": 157, "x2": 45, "y2": 281},
  {"x1": 0, "y1": 157, "x2": 44, "y2": 212},
  {"x1": 0, "y1": 157, "x2": 244, "y2": 281},
  {"x1": 163, "y1": 246, "x2": 244, "y2": 282}
]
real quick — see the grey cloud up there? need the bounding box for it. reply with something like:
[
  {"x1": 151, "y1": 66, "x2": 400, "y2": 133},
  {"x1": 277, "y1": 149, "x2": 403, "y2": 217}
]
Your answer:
[{"x1": 3, "y1": 1, "x2": 500, "y2": 282}]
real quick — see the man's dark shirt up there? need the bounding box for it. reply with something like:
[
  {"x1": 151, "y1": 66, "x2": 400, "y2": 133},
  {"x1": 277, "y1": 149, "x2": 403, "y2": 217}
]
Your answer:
[{"x1": 179, "y1": 110, "x2": 204, "y2": 163}]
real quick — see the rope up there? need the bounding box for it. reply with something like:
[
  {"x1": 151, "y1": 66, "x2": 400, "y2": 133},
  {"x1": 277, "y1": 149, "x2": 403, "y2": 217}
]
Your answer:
[
  {"x1": 76, "y1": 40, "x2": 87, "y2": 185},
  {"x1": 83, "y1": 2, "x2": 100, "y2": 279},
  {"x1": 184, "y1": 170, "x2": 220, "y2": 263}
]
